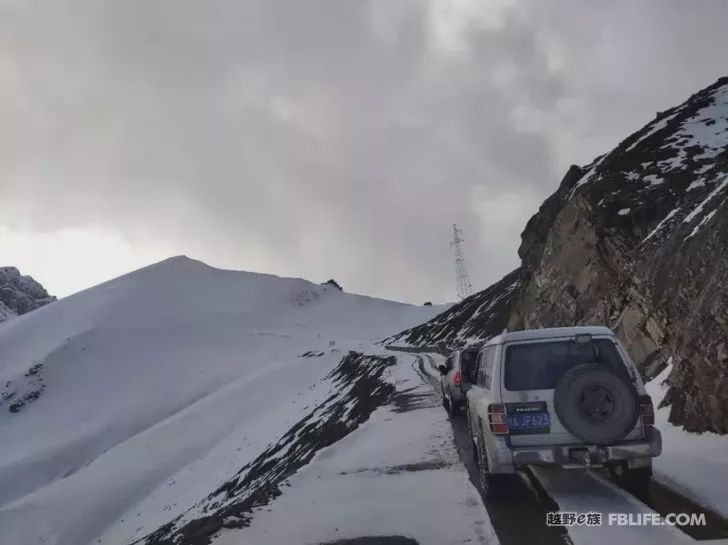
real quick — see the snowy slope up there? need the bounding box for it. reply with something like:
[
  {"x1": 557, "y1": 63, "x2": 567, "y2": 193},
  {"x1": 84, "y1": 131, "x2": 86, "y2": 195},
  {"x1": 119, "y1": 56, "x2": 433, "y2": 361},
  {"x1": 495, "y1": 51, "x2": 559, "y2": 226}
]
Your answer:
[{"x1": 0, "y1": 256, "x2": 446, "y2": 545}]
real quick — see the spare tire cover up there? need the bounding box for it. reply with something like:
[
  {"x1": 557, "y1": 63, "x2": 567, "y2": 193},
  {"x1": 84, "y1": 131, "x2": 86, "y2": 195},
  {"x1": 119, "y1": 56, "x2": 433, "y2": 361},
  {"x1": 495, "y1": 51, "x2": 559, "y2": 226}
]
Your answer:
[{"x1": 553, "y1": 363, "x2": 638, "y2": 446}]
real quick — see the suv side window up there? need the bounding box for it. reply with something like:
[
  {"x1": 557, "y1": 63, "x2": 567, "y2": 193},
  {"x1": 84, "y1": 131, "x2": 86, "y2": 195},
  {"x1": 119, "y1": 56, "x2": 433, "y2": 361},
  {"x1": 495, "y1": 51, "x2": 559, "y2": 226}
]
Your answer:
[
  {"x1": 477, "y1": 348, "x2": 490, "y2": 387},
  {"x1": 459, "y1": 350, "x2": 478, "y2": 383},
  {"x1": 483, "y1": 346, "x2": 496, "y2": 390}
]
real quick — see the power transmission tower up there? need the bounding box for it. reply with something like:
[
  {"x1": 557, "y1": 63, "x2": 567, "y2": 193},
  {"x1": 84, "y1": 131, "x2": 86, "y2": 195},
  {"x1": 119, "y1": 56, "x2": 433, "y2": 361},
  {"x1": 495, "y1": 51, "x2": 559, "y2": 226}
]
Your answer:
[{"x1": 451, "y1": 224, "x2": 473, "y2": 300}]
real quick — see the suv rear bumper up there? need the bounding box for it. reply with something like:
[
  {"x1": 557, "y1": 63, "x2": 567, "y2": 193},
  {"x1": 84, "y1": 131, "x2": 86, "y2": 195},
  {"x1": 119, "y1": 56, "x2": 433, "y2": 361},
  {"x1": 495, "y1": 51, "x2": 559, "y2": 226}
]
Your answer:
[{"x1": 509, "y1": 427, "x2": 662, "y2": 469}]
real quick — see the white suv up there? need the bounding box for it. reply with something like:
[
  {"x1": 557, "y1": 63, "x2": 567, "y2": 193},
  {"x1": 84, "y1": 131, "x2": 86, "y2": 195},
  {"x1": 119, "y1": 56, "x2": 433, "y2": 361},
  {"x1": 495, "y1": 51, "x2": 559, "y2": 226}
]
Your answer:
[
  {"x1": 466, "y1": 326, "x2": 661, "y2": 496},
  {"x1": 437, "y1": 347, "x2": 479, "y2": 416}
]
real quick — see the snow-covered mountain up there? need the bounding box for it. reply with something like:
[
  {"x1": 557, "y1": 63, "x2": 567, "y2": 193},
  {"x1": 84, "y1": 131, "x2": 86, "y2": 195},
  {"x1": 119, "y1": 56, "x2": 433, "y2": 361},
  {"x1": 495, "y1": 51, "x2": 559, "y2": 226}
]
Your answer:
[
  {"x1": 0, "y1": 266, "x2": 55, "y2": 322},
  {"x1": 390, "y1": 76, "x2": 728, "y2": 435},
  {"x1": 0, "y1": 256, "x2": 447, "y2": 545}
]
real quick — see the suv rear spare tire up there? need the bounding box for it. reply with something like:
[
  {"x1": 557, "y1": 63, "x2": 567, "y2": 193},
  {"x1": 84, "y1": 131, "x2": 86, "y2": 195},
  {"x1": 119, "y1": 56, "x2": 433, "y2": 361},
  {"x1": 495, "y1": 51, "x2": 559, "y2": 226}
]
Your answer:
[{"x1": 553, "y1": 363, "x2": 639, "y2": 446}]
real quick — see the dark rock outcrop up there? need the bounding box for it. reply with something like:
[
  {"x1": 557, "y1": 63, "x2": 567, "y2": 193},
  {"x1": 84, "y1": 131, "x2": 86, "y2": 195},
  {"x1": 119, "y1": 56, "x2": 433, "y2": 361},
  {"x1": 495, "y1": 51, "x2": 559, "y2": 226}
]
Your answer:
[
  {"x1": 0, "y1": 267, "x2": 55, "y2": 322},
  {"x1": 390, "y1": 77, "x2": 728, "y2": 433},
  {"x1": 322, "y1": 279, "x2": 343, "y2": 291}
]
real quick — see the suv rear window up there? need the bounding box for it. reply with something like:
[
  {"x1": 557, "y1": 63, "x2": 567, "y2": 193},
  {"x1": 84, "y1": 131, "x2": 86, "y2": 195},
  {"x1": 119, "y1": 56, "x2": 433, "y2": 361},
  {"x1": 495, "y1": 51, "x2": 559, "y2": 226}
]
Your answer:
[
  {"x1": 504, "y1": 339, "x2": 627, "y2": 391},
  {"x1": 460, "y1": 349, "x2": 479, "y2": 384}
]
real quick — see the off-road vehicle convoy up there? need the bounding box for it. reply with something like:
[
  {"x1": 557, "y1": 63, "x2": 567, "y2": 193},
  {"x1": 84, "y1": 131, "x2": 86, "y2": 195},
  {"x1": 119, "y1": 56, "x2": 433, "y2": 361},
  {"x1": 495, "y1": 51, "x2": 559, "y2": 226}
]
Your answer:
[{"x1": 462, "y1": 326, "x2": 661, "y2": 496}]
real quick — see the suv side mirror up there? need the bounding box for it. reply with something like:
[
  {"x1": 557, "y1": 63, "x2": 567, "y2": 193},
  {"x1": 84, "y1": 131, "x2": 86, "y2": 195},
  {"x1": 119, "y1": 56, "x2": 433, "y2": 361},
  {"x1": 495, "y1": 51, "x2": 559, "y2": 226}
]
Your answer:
[{"x1": 437, "y1": 364, "x2": 448, "y2": 375}]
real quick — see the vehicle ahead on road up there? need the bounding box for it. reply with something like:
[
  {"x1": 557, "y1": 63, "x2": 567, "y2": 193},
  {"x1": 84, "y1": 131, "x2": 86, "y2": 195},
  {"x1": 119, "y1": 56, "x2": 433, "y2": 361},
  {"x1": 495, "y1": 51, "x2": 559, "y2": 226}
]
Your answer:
[
  {"x1": 437, "y1": 347, "x2": 479, "y2": 416},
  {"x1": 466, "y1": 326, "x2": 661, "y2": 497}
]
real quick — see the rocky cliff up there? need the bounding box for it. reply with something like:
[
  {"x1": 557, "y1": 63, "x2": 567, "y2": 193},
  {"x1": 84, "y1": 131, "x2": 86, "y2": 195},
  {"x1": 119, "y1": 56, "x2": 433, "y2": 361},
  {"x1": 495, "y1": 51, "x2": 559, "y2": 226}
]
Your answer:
[
  {"x1": 0, "y1": 267, "x2": 55, "y2": 322},
  {"x1": 391, "y1": 77, "x2": 728, "y2": 433}
]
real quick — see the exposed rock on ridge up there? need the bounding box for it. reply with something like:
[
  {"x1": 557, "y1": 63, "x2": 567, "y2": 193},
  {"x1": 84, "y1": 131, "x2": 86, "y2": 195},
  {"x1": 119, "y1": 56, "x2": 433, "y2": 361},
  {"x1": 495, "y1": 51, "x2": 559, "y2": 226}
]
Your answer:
[{"x1": 0, "y1": 267, "x2": 55, "y2": 322}]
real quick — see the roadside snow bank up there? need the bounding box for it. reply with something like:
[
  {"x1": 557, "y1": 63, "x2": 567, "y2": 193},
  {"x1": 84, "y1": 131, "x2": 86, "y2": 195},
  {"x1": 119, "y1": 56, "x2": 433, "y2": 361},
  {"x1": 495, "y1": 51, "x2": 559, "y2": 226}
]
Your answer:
[{"x1": 647, "y1": 365, "x2": 728, "y2": 518}]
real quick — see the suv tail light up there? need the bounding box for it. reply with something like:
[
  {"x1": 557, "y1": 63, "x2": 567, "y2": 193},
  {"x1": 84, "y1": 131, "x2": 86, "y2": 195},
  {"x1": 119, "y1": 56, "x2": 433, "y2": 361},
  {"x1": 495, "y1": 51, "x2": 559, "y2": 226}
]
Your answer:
[
  {"x1": 488, "y1": 403, "x2": 509, "y2": 435},
  {"x1": 453, "y1": 371, "x2": 462, "y2": 386},
  {"x1": 639, "y1": 395, "x2": 654, "y2": 428}
]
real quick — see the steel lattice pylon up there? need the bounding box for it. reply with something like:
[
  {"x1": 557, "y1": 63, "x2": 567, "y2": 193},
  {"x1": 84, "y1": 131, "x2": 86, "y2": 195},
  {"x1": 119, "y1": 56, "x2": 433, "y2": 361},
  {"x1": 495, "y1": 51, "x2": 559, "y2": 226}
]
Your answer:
[{"x1": 451, "y1": 224, "x2": 472, "y2": 300}]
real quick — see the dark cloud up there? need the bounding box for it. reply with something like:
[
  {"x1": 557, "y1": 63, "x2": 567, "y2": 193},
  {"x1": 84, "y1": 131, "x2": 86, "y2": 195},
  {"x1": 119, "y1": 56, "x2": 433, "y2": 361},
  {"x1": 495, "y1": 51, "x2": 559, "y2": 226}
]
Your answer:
[{"x1": 1, "y1": 0, "x2": 727, "y2": 302}]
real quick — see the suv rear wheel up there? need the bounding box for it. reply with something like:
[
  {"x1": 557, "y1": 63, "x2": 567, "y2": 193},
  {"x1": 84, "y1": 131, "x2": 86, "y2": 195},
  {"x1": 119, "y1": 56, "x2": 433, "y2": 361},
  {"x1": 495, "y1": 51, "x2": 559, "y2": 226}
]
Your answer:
[
  {"x1": 476, "y1": 431, "x2": 514, "y2": 498},
  {"x1": 442, "y1": 387, "x2": 460, "y2": 417}
]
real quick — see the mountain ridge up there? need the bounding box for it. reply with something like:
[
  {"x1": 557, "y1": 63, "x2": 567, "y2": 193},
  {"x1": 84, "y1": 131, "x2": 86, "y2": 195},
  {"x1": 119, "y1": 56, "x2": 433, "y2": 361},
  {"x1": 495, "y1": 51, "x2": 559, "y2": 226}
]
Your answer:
[{"x1": 0, "y1": 254, "x2": 445, "y2": 545}]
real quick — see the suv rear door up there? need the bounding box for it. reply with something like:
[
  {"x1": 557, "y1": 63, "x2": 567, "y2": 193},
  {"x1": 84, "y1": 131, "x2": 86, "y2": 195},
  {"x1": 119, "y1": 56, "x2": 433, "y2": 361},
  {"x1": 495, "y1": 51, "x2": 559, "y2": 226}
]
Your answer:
[
  {"x1": 500, "y1": 336, "x2": 643, "y2": 447},
  {"x1": 468, "y1": 345, "x2": 496, "y2": 439}
]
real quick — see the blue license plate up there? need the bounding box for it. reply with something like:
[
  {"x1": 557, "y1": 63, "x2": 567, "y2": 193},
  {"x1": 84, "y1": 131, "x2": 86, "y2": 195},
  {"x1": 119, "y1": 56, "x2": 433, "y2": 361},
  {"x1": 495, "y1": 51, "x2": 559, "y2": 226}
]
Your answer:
[{"x1": 506, "y1": 412, "x2": 551, "y2": 431}]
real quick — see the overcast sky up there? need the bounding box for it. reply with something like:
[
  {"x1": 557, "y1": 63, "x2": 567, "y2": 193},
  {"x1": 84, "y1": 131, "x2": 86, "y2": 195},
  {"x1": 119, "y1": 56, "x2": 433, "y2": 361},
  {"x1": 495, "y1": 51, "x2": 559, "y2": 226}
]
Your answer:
[{"x1": 1, "y1": 0, "x2": 726, "y2": 304}]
